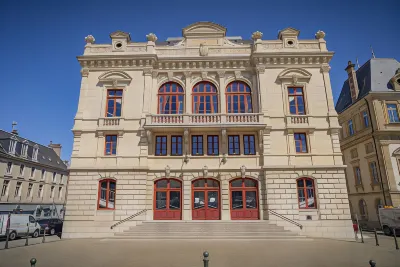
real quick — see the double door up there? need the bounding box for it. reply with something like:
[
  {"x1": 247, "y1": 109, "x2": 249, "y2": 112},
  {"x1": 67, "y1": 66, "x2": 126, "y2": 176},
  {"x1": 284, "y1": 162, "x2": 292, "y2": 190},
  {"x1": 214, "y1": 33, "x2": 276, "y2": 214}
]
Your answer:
[{"x1": 192, "y1": 179, "x2": 220, "y2": 220}]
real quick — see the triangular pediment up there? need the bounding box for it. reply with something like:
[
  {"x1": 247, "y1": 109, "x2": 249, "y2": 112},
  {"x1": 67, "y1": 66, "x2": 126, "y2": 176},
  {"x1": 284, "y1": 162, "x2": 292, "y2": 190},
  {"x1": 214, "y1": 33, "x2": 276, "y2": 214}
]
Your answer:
[
  {"x1": 109, "y1": 31, "x2": 131, "y2": 41},
  {"x1": 98, "y1": 70, "x2": 132, "y2": 81},
  {"x1": 278, "y1": 27, "x2": 300, "y2": 39},
  {"x1": 183, "y1": 22, "x2": 226, "y2": 38}
]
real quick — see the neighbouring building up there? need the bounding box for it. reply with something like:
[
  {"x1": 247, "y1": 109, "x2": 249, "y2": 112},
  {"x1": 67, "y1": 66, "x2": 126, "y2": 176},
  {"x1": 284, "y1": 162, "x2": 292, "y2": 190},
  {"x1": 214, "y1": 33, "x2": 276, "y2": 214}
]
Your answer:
[
  {"x1": 0, "y1": 129, "x2": 69, "y2": 219},
  {"x1": 63, "y1": 22, "x2": 353, "y2": 239},
  {"x1": 336, "y1": 58, "x2": 400, "y2": 229}
]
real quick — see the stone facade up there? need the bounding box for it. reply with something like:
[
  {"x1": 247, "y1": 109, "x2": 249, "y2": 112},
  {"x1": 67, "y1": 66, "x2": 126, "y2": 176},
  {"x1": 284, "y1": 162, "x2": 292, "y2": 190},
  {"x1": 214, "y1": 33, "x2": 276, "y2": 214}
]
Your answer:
[{"x1": 63, "y1": 22, "x2": 353, "y2": 239}]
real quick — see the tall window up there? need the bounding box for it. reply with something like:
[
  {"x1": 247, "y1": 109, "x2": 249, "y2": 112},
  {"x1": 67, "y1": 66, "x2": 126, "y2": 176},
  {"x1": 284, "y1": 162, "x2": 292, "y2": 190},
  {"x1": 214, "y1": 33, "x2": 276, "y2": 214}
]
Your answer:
[
  {"x1": 59, "y1": 187, "x2": 63, "y2": 199},
  {"x1": 362, "y1": 111, "x2": 369, "y2": 128},
  {"x1": 52, "y1": 172, "x2": 57, "y2": 183},
  {"x1": 226, "y1": 81, "x2": 252, "y2": 113},
  {"x1": 15, "y1": 182, "x2": 22, "y2": 197},
  {"x1": 171, "y1": 136, "x2": 183, "y2": 156},
  {"x1": 297, "y1": 178, "x2": 316, "y2": 209},
  {"x1": 19, "y1": 164, "x2": 25, "y2": 176},
  {"x1": 158, "y1": 82, "x2": 184, "y2": 114},
  {"x1": 50, "y1": 186, "x2": 55, "y2": 198},
  {"x1": 243, "y1": 135, "x2": 256, "y2": 155},
  {"x1": 192, "y1": 82, "x2": 218, "y2": 113},
  {"x1": 27, "y1": 183, "x2": 33, "y2": 197},
  {"x1": 38, "y1": 184, "x2": 43, "y2": 198},
  {"x1": 6, "y1": 162, "x2": 12, "y2": 174},
  {"x1": 207, "y1": 136, "x2": 219, "y2": 155},
  {"x1": 105, "y1": 135, "x2": 117, "y2": 155},
  {"x1": 98, "y1": 179, "x2": 116, "y2": 210},
  {"x1": 155, "y1": 136, "x2": 167, "y2": 156},
  {"x1": 8, "y1": 138, "x2": 17, "y2": 154},
  {"x1": 369, "y1": 162, "x2": 379, "y2": 184},
  {"x1": 30, "y1": 167, "x2": 35, "y2": 178},
  {"x1": 32, "y1": 145, "x2": 39, "y2": 161},
  {"x1": 60, "y1": 174, "x2": 64, "y2": 184},
  {"x1": 21, "y1": 141, "x2": 28, "y2": 158},
  {"x1": 228, "y1": 135, "x2": 240, "y2": 155},
  {"x1": 359, "y1": 199, "x2": 368, "y2": 220},
  {"x1": 294, "y1": 133, "x2": 308, "y2": 153},
  {"x1": 1, "y1": 180, "x2": 9, "y2": 196},
  {"x1": 348, "y1": 120, "x2": 354, "y2": 136},
  {"x1": 41, "y1": 169, "x2": 46, "y2": 180},
  {"x1": 192, "y1": 135, "x2": 204, "y2": 155},
  {"x1": 354, "y1": 166, "x2": 362, "y2": 185},
  {"x1": 288, "y1": 87, "x2": 305, "y2": 115},
  {"x1": 387, "y1": 103, "x2": 400, "y2": 123},
  {"x1": 106, "y1": 90, "x2": 123, "y2": 117}
]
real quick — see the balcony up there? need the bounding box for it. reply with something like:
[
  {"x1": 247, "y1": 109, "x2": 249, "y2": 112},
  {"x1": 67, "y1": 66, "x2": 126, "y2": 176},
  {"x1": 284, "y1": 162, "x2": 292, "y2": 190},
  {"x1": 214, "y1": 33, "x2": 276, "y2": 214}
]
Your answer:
[
  {"x1": 145, "y1": 113, "x2": 266, "y2": 129},
  {"x1": 286, "y1": 115, "x2": 312, "y2": 128}
]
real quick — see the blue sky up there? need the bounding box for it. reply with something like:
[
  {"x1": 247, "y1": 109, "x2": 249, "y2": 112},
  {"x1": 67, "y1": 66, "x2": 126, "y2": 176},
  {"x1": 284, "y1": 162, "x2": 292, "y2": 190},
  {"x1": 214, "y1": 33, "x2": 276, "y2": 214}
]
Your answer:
[{"x1": 0, "y1": 0, "x2": 398, "y2": 160}]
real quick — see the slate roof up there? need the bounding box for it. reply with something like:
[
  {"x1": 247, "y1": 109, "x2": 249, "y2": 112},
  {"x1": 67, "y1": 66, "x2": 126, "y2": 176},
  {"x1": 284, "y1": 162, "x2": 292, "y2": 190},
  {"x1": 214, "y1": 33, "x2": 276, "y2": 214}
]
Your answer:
[
  {"x1": 335, "y1": 58, "x2": 400, "y2": 114},
  {"x1": 0, "y1": 130, "x2": 68, "y2": 172}
]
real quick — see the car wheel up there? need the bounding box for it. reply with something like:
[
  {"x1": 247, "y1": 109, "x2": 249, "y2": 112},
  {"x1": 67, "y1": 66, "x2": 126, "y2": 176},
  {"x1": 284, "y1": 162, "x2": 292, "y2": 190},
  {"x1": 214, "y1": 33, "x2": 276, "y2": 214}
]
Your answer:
[
  {"x1": 50, "y1": 228, "x2": 55, "y2": 236},
  {"x1": 383, "y1": 226, "x2": 392, "y2": 236},
  {"x1": 32, "y1": 230, "x2": 39, "y2": 238},
  {"x1": 8, "y1": 231, "x2": 17, "y2": 241}
]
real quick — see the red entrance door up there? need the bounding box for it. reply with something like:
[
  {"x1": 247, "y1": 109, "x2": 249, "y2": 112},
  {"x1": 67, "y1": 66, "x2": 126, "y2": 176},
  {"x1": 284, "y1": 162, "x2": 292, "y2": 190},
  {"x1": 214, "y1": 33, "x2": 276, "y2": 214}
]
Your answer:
[
  {"x1": 192, "y1": 178, "x2": 220, "y2": 220},
  {"x1": 154, "y1": 179, "x2": 182, "y2": 220},
  {"x1": 230, "y1": 178, "x2": 259, "y2": 220}
]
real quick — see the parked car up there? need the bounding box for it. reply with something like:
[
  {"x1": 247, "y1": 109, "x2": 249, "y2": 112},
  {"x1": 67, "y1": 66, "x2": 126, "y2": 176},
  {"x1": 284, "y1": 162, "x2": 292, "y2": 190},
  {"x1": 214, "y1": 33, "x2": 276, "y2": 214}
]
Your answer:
[
  {"x1": 378, "y1": 207, "x2": 400, "y2": 236},
  {"x1": 37, "y1": 218, "x2": 63, "y2": 236},
  {"x1": 0, "y1": 214, "x2": 41, "y2": 240}
]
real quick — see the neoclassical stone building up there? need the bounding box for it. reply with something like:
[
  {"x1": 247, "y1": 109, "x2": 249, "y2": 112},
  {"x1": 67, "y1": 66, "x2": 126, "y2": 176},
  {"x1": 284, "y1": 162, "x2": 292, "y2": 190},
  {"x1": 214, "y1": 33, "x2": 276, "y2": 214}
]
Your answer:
[{"x1": 63, "y1": 22, "x2": 353, "y2": 239}]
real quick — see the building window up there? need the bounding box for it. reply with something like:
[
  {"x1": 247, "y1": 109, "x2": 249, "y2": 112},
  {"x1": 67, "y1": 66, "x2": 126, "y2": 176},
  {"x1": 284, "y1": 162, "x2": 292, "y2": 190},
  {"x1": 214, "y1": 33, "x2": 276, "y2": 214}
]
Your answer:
[
  {"x1": 192, "y1": 82, "x2": 218, "y2": 114},
  {"x1": 192, "y1": 135, "x2": 204, "y2": 155},
  {"x1": 105, "y1": 135, "x2": 117, "y2": 155},
  {"x1": 155, "y1": 136, "x2": 167, "y2": 156},
  {"x1": 15, "y1": 182, "x2": 22, "y2": 197},
  {"x1": 348, "y1": 120, "x2": 354, "y2": 136},
  {"x1": 365, "y1": 142, "x2": 374, "y2": 154},
  {"x1": 6, "y1": 162, "x2": 12, "y2": 175},
  {"x1": 19, "y1": 164, "x2": 25, "y2": 176},
  {"x1": 52, "y1": 172, "x2": 57, "y2": 183},
  {"x1": 106, "y1": 90, "x2": 123, "y2": 117},
  {"x1": 50, "y1": 186, "x2": 55, "y2": 198},
  {"x1": 21, "y1": 141, "x2": 28, "y2": 158},
  {"x1": 297, "y1": 178, "x2": 316, "y2": 209},
  {"x1": 60, "y1": 174, "x2": 64, "y2": 184},
  {"x1": 8, "y1": 137, "x2": 17, "y2": 154},
  {"x1": 41, "y1": 169, "x2": 46, "y2": 180},
  {"x1": 170, "y1": 136, "x2": 183, "y2": 156},
  {"x1": 350, "y1": 148, "x2": 358, "y2": 159},
  {"x1": 32, "y1": 145, "x2": 39, "y2": 161},
  {"x1": 243, "y1": 135, "x2": 256, "y2": 155},
  {"x1": 27, "y1": 183, "x2": 33, "y2": 197},
  {"x1": 294, "y1": 133, "x2": 308, "y2": 153},
  {"x1": 38, "y1": 184, "x2": 43, "y2": 198},
  {"x1": 228, "y1": 135, "x2": 240, "y2": 155},
  {"x1": 226, "y1": 81, "x2": 253, "y2": 113},
  {"x1": 387, "y1": 103, "x2": 400, "y2": 123},
  {"x1": 354, "y1": 166, "x2": 362, "y2": 185},
  {"x1": 288, "y1": 87, "x2": 305, "y2": 115},
  {"x1": 359, "y1": 199, "x2": 368, "y2": 220},
  {"x1": 58, "y1": 187, "x2": 63, "y2": 199},
  {"x1": 1, "y1": 180, "x2": 9, "y2": 196},
  {"x1": 30, "y1": 167, "x2": 35, "y2": 178},
  {"x1": 158, "y1": 82, "x2": 184, "y2": 114},
  {"x1": 98, "y1": 179, "x2": 116, "y2": 210},
  {"x1": 207, "y1": 136, "x2": 219, "y2": 155},
  {"x1": 369, "y1": 161, "x2": 379, "y2": 184},
  {"x1": 362, "y1": 111, "x2": 369, "y2": 128}
]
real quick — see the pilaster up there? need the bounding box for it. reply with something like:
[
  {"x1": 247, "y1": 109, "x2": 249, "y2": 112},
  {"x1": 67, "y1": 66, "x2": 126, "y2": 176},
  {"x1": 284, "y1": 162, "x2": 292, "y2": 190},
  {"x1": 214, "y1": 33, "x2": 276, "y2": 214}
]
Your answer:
[
  {"x1": 218, "y1": 71, "x2": 226, "y2": 113},
  {"x1": 184, "y1": 72, "x2": 192, "y2": 114},
  {"x1": 142, "y1": 68, "x2": 153, "y2": 114}
]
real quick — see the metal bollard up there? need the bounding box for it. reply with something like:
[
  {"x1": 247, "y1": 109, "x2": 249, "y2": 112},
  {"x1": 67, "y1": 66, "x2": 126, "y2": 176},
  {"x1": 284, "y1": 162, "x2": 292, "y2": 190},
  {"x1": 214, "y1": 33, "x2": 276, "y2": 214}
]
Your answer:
[
  {"x1": 359, "y1": 226, "x2": 364, "y2": 243},
  {"x1": 393, "y1": 228, "x2": 399, "y2": 250},
  {"x1": 374, "y1": 228, "x2": 379, "y2": 246},
  {"x1": 30, "y1": 258, "x2": 37, "y2": 267},
  {"x1": 25, "y1": 223, "x2": 30, "y2": 246},
  {"x1": 4, "y1": 212, "x2": 11, "y2": 249},
  {"x1": 369, "y1": 260, "x2": 376, "y2": 267},
  {"x1": 42, "y1": 227, "x2": 47, "y2": 243},
  {"x1": 203, "y1": 251, "x2": 209, "y2": 267}
]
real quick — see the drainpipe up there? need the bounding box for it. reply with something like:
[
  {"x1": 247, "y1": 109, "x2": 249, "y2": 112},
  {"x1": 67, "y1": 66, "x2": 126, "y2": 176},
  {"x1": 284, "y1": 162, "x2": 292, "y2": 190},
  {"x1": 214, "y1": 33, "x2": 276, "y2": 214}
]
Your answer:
[{"x1": 364, "y1": 98, "x2": 387, "y2": 206}]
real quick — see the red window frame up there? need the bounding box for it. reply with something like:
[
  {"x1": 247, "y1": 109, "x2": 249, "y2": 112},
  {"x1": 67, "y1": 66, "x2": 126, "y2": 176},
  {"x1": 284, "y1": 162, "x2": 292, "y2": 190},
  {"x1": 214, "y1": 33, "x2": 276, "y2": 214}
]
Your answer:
[
  {"x1": 105, "y1": 135, "x2": 117, "y2": 155},
  {"x1": 288, "y1": 87, "x2": 305, "y2": 115},
  {"x1": 98, "y1": 179, "x2": 116, "y2": 210},
  {"x1": 192, "y1": 82, "x2": 218, "y2": 114},
  {"x1": 294, "y1": 133, "x2": 308, "y2": 153},
  {"x1": 296, "y1": 178, "x2": 316, "y2": 209},
  {"x1": 158, "y1": 82, "x2": 184, "y2": 114},
  {"x1": 225, "y1": 81, "x2": 253, "y2": 113},
  {"x1": 155, "y1": 136, "x2": 167, "y2": 156},
  {"x1": 105, "y1": 89, "x2": 123, "y2": 117}
]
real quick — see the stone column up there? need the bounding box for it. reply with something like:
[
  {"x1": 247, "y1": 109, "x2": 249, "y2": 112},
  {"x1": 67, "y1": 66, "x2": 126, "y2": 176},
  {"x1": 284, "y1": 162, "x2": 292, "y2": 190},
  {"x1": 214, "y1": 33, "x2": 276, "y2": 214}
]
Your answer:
[
  {"x1": 221, "y1": 179, "x2": 230, "y2": 220},
  {"x1": 218, "y1": 71, "x2": 226, "y2": 113},
  {"x1": 183, "y1": 179, "x2": 192, "y2": 220},
  {"x1": 142, "y1": 68, "x2": 153, "y2": 114},
  {"x1": 184, "y1": 72, "x2": 192, "y2": 114}
]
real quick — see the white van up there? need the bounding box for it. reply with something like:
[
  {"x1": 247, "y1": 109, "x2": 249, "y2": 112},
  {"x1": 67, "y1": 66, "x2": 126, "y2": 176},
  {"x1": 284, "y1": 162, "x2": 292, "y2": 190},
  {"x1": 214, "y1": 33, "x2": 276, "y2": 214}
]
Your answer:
[
  {"x1": 0, "y1": 214, "x2": 41, "y2": 240},
  {"x1": 378, "y1": 207, "x2": 400, "y2": 235}
]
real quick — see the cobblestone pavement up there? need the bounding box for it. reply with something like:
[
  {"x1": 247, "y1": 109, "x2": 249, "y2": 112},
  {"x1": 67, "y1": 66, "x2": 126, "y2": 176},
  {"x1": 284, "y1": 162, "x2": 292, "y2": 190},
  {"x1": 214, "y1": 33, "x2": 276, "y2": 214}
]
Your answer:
[{"x1": 0, "y1": 234, "x2": 399, "y2": 267}]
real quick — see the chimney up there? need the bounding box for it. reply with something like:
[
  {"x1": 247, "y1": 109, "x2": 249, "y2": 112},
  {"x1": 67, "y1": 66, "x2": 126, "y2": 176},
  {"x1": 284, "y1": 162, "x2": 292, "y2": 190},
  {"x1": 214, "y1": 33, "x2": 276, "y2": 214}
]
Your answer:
[
  {"x1": 11, "y1": 121, "x2": 18, "y2": 135},
  {"x1": 48, "y1": 141, "x2": 62, "y2": 158},
  {"x1": 345, "y1": 61, "x2": 359, "y2": 102}
]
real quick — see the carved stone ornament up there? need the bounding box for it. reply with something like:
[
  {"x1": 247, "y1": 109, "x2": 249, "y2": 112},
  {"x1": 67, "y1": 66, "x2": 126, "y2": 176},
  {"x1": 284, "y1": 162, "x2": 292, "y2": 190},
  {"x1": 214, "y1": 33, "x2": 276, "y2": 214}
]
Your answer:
[
  {"x1": 292, "y1": 75, "x2": 299, "y2": 85},
  {"x1": 251, "y1": 31, "x2": 263, "y2": 41},
  {"x1": 240, "y1": 165, "x2": 246, "y2": 178},
  {"x1": 315, "y1": 30, "x2": 326, "y2": 39},
  {"x1": 201, "y1": 71, "x2": 207, "y2": 79},
  {"x1": 167, "y1": 72, "x2": 173, "y2": 80},
  {"x1": 203, "y1": 166, "x2": 208, "y2": 177},
  {"x1": 146, "y1": 130, "x2": 152, "y2": 144},
  {"x1": 146, "y1": 33, "x2": 158, "y2": 42},
  {"x1": 80, "y1": 68, "x2": 89, "y2": 77},
  {"x1": 221, "y1": 129, "x2": 227, "y2": 145},
  {"x1": 152, "y1": 71, "x2": 158, "y2": 79},
  {"x1": 259, "y1": 130, "x2": 264, "y2": 150},
  {"x1": 85, "y1": 35, "x2": 95, "y2": 44},
  {"x1": 165, "y1": 165, "x2": 170, "y2": 178},
  {"x1": 234, "y1": 71, "x2": 242, "y2": 79},
  {"x1": 256, "y1": 65, "x2": 265, "y2": 74},
  {"x1": 320, "y1": 65, "x2": 331, "y2": 73},
  {"x1": 217, "y1": 71, "x2": 225, "y2": 79},
  {"x1": 184, "y1": 128, "x2": 189, "y2": 153},
  {"x1": 112, "y1": 79, "x2": 118, "y2": 87},
  {"x1": 199, "y1": 43, "x2": 209, "y2": 56}
]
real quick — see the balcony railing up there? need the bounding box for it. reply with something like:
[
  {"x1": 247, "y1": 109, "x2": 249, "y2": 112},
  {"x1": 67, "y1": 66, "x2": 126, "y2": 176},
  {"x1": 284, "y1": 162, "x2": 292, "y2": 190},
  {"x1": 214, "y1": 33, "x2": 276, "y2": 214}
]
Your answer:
[
  {"x1": 286, "y1": 115, "x2": 310, "y2": 127},
  {"x1": 145, "y1": 113, "x2": 265, "y2": 128}
]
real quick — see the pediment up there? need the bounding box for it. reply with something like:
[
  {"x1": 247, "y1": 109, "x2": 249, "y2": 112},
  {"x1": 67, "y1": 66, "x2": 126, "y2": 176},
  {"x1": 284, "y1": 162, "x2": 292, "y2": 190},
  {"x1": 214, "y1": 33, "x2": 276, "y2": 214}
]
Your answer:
[
  {"x1": 393, "y1": 147, "x2": 400, "y2": 156},
  {"x1": 277, "y1": 68, "x2": 312, "y2": 83},
  {"x1": 278, "y1": 27, "x2": 300, "y2": 39},
  {"x1": 109, "y1": 31, "x2": 131, "y2": 41},
  {"x1": 183, "y1": 22, "x2": 226, "y2": 38},
  {"x1": 98, "y1": 71, "x2": 132, "y2": 86}
]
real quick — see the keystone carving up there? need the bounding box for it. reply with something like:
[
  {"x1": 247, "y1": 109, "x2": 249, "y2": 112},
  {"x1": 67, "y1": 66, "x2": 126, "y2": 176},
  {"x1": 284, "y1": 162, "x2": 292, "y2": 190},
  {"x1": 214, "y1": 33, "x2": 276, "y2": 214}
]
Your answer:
[
  {"x1": 240, "y1": 165, "x2": 246, "y2": 178},
  {"x1": 199, "y1": 43, "x2": 209, "y2": 56}
]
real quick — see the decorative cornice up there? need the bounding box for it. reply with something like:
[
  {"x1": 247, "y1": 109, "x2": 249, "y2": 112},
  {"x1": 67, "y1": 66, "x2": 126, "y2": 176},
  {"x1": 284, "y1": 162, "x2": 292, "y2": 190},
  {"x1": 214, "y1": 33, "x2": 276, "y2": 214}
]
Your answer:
[{"x1": 143, "y1": 68, "x2": 153, "y2": 76}]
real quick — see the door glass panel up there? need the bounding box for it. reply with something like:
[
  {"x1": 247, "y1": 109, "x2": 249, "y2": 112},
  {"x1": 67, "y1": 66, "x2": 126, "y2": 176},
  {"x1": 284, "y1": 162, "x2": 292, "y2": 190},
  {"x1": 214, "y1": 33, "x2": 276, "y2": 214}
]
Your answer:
[
  {"x1": 244, "y1": 179, "x2": 257, "y2": 187},
  {"x1": 156, "y1": 192, "x2": 167, "y2": 209},
  {"x1": 207, "y1": 179, "x2": 219, "y2": 188},
  {"x1": 231, "y1": 191, "x2": 243, "y2": 209},
  {"x1": 156, "y1": 180, "x2": 168, "y2": 188},
  {"x1": 230, "y1": 179, "x2": 242, "y2": 187},
  {"x1": 245, "y1": 191, "x2": 257, "y2": 209},
  {"x1": 194, "y1": 191, "x2": 205, "y2": 209},
  {"x1": 193, "y1": 179, "x2": 205, "y2": 188},
  {"x1": 208, "y1": 191, "x2": 218, "y2": 209},
  {"x1": 169, "y1": 191, "x2": 181, "y2": 209},
  {"x1": 298, "y1": 189, "x2": 306, "y2": 208},
  {"x1": 170, "y1": 180, "x2": 181, "y2": 188}
]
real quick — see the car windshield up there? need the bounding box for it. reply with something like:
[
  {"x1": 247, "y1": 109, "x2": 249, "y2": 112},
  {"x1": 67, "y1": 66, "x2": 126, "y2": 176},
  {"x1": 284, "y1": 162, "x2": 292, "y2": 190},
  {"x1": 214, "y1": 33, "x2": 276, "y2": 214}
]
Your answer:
[{"x1": 38, "y1": 219, "x2": 50, "y2": 225}]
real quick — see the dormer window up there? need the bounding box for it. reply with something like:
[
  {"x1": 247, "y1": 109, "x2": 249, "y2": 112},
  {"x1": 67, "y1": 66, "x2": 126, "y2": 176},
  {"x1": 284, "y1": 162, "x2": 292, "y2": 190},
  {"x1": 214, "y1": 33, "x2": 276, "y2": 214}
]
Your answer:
[
  {"x1": 32, "y1": 144, "x2": 39, "y2": 161},
  {"x1": 9, "y1": 136, "x2": 17, "y2": 154},
  {"x1": 21, "y1": 140, "x2": 29, "y2": 158}
]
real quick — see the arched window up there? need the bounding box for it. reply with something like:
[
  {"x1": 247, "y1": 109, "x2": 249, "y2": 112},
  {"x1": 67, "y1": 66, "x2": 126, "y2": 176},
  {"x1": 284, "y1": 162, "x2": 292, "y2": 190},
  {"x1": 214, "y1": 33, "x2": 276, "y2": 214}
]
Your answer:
[
  {"x1": 230, "y1": 178, "x2": 259, "y2": 219},
  {"x1": 359, "y1": 199, "x2": 368, "y2": 220},
  {"x1": 154, "y1": 178, "x2": 182, "y2": 220},
  {"x1": 98, "y1": 179, "x2": 116, "y2": 210},
  {"x1": 192, "y1": 82, "x2": 218, "y2": 113},
  {"x1": 226, "y1": 81, "x2": 252, "y2": 113},
  {"x1": 297, "y1": 178, "x2": 316, "y2": 209},
  {"x1": 158, "y1": 82, "x2": 184, "y2": 114}
]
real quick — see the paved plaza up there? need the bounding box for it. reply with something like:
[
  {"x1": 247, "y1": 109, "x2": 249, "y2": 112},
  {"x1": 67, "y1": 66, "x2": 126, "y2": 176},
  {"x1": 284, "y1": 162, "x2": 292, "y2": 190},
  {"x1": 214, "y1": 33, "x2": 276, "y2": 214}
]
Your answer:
[{"x1": 0, "y1": 234, "x2": 399, "y2": 267}]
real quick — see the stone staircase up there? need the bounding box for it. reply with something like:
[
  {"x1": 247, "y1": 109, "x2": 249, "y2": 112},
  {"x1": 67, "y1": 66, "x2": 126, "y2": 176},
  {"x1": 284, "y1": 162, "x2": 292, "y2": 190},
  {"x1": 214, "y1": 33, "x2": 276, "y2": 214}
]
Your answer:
[{"x1": 110, "y1": 221, "x2": 311, "y2": 240}]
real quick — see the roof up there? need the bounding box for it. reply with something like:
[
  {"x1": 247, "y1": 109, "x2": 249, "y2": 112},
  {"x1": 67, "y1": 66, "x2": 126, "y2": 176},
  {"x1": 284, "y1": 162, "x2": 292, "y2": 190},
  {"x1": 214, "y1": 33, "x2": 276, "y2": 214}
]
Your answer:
[
  {"x1": 335, "y1": 58, "x2": 400, "y2": 113},
  {"x1": 0, "y1": 130, "x2": 68, "y2": 172}
]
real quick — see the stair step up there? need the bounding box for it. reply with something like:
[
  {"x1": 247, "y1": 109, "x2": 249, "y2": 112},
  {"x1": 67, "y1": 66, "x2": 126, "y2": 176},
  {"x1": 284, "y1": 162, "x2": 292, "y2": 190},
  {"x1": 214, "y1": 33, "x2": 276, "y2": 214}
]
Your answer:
[
  {"x1": 108, "y1": 235, "x2": 308, "y2": 240},
  {"x1": 115, "y1": 231, "x2": 297, "y2": 236}
]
